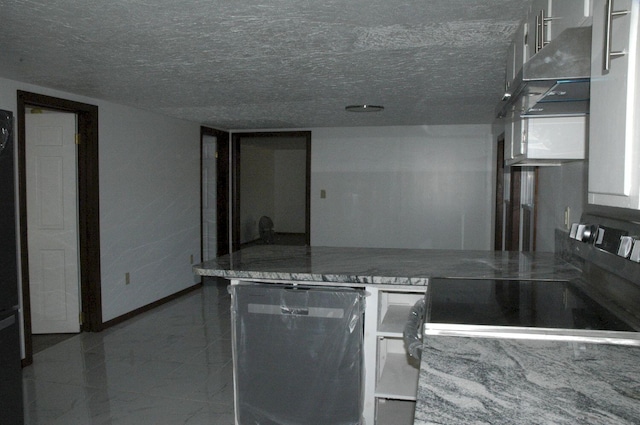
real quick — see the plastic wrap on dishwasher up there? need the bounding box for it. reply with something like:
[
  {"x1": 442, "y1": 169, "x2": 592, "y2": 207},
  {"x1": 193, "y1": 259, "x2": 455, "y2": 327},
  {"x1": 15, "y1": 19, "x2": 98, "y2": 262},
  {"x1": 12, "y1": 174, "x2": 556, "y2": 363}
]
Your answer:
[{"x1": 231, "y1": 283, "x2": 364, "y2": 425}]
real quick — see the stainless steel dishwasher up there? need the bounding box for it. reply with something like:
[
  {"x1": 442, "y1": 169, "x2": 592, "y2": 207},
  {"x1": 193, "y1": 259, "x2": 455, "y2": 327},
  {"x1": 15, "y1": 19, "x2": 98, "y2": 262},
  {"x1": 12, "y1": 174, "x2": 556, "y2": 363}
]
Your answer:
[{"x1": 230, "y1": 283, "x2": 365, "y2": 425}]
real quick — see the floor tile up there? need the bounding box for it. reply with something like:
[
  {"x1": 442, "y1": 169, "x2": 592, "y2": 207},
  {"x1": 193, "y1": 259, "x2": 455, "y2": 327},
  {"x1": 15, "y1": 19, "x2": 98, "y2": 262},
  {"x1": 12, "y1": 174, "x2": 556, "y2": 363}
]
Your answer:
[{"x1": 22, "y1": 280, "x2": 234, "y2": 424}]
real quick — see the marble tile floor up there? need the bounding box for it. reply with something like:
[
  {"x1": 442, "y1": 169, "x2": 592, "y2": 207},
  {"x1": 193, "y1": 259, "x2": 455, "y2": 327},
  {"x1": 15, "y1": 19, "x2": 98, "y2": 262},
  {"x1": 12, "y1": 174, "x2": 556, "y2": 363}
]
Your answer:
[
  {"x1": 22, "y1": 279, "x2": 235, "y2": 425},
  {"x1": 32, "y1": 333, "x2": 77, "y2": 355}
]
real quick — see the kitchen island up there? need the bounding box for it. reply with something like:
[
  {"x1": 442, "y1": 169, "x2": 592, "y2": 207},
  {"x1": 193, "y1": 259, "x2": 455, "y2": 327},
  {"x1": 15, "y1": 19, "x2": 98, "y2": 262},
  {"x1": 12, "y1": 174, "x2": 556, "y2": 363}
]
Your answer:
[
  {"x1": 194, "y1": 245, "x2": 581, "y2": 284},
  {"x1": 194, "y1": 245, "x2": 584, "y2": 424}
]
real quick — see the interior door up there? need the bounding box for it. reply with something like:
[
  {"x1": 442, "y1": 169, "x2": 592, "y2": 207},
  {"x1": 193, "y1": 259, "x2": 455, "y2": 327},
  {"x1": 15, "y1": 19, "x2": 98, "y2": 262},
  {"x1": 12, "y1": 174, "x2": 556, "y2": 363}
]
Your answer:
[{"x1": 26, "y1": 112, "x2": 80, "y2": 334}]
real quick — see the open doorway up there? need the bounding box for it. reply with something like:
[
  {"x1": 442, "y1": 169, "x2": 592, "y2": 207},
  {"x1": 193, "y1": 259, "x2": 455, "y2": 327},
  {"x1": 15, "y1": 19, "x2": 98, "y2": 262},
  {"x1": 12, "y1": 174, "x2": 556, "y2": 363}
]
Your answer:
[
  {"x1": 201, "y1": 127, "x2": 230, "y2": 261},
  {"x1": 17, "y1": 91, "x2": 101, "y2": 366},
  {"x1": 231, "y1": 131, "x2": 311, "y2": 251},
  {"x1": 495, "y1": 132, "x2": 538, "y2": 252}
]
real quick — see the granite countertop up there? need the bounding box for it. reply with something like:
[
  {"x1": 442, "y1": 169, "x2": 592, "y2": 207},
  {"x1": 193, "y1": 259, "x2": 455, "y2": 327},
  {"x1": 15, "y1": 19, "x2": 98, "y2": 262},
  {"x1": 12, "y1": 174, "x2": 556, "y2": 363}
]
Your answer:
[
  {"x1": 194, "y1": 245, "x2": 581, "y2": 285},
  {"x1": 415, "y1": 335, "x2": 640, "y2": 424}
]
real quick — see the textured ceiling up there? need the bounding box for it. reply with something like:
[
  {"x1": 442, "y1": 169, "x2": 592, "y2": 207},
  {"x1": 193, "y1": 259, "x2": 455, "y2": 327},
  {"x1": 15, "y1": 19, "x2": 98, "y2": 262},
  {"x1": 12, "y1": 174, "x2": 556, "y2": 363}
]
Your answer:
[{"x1": 0, "y1": 0, "x2": 532, "y2": 130}]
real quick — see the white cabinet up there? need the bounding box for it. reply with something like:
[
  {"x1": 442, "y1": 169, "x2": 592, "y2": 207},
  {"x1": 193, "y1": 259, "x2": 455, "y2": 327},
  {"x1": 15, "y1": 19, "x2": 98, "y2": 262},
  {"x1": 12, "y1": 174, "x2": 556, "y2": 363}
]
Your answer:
[
  {"x1": 363, "y1": 287, "x2": 426, "y2": 425},
  {"x1": 505, "y1": 21, "x2": 528, "y2": 94},
  {"x1": 588, "y1": 0, "x2": 640, "y2": 209},
  {"x1": 505, "y1": 114, "x2": 586, "y2": 166},
  {"x1": 527, "y1": 0, "x2": 592, "y2": 58}
]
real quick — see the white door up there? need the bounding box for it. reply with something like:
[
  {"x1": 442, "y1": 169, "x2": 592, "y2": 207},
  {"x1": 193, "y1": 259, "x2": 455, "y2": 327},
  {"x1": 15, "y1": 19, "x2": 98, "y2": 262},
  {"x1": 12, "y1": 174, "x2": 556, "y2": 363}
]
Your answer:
[
  {"x1": 202, "y1": 135, "x2": 217, "y2": 261},
  {"x1": 26, "y1": 112, "x2": 80, "y2": 334}
]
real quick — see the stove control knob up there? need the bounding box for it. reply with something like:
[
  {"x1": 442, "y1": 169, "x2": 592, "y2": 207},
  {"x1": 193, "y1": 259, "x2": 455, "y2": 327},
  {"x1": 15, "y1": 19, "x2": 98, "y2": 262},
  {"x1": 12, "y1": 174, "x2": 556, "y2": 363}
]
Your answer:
[
  {"x1": 579, "y1": 224, "x2": 598, "y2": 243},
  {"x1": 570, "y1": 223, "x2": 579, "y2": 239},
  {"x1": 618, "y1": 236, "x2": 634, "y2": 258},
  {"x1": 630, "y1": 240, "x2": 640, "y2": 263}
]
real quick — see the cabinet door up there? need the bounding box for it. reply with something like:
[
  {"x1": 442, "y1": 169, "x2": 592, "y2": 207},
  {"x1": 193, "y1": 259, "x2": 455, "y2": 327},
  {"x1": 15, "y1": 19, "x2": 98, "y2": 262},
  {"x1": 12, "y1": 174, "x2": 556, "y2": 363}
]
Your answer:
[
  {"x1": 588, "y1": 0, "x2": 640, "y2": 209},
  {"x1": 505, "y1": 21, "x2": 527, "y2": 96},
  {"x1": 504, "y1": 114, "x2": 515, "y2": 161},
  {"x1": 548, "y1": 0, "x2": 592, "y2": 38},
  {"x1": 505, "y1": 40, "x2": 516, "y2": 94},
  {"x1": 528, "y1": 0, "x2": 552, "y2": 57},
  {"x1": 513, "y1": 115, "x2": 527, "y2": 159},
  {"x1": 528, "y1": 0, "x2": 591, "y2": 58}
]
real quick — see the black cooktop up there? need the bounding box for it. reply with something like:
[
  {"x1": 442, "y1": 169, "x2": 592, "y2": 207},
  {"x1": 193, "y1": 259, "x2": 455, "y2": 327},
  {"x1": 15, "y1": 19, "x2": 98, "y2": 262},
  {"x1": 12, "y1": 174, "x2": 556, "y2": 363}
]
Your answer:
[{"x1": 426, "y1": 278, "x2": 634, "y2": 331}]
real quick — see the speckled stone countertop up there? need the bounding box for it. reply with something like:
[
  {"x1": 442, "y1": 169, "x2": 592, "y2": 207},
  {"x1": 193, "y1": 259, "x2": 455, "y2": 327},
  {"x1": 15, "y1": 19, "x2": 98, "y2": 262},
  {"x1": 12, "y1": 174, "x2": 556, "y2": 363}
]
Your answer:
[
  {"x1": 415, "y1": 335, "x2": 640, "y2": 425},
  {"x1": 193, "y1": 245, "x2": 581, "y2": 285}
]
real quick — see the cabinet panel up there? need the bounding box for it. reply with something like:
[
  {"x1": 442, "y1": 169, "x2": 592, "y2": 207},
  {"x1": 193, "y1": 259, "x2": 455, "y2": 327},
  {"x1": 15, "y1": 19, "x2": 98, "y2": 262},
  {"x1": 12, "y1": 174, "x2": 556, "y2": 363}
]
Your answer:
[
  {"x1": 528, "y1": 0, "x2": 552, "y2": 57},
  {"x1": 372, "y1": 287, "x2": 425, "y2": 424},
  {"x1": 376, "y1": 399, "x2": 416, "y2": 425},
  {"x1": 375, "y1": 337, "x2": 420, "y2": 400},
  {"x1": 506, "y1": 21, "x2": 528, "y2": 93},
  {"x1": 378, "y1": 291, "x2": 425, "y2": 335},
  {"x1": 549, "y1": 0, "x2": 593, "y2": 38},
  {"x1": 588, "y1": 0, "x2": 640, "y2": 208},
  {"x1": 528, "y1": 0, "x2": 591, "y2": 58},
  {"x1": 505, "y1": 116, "x2": 586, "y2": 165}
]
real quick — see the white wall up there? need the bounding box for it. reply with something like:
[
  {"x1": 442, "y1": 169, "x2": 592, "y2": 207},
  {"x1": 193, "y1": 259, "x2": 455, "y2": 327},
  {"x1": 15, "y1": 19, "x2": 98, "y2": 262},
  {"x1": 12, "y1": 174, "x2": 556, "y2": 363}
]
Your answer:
[
  {"x1": 536, "y1": 161, "x2": 587, "y2": 252},
  {"x1": 240, "y1": 144, "x2": 275, "y2": 243},
  {"x1": 310, "y1": 125, "x2": 494, "y2": 249},
  {"x1": 0, "y1": 76, "x2": 201, "y2": 323},
  {"x1": 274, "y1": 149, "x2": 306, "y2": 233}
]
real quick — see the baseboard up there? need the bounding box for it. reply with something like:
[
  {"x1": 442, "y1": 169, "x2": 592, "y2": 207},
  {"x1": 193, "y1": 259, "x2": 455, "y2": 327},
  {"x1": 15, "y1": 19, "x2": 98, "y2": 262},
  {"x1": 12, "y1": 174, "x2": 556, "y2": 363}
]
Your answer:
[{"x1": 101, "y1": 282, "x2": 203, "y2": 330}]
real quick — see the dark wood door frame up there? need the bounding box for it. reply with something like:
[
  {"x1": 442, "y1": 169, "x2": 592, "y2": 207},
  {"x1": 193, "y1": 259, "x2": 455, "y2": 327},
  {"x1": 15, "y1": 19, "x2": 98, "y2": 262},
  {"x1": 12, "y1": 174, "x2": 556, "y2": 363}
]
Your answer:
[
  {"x1": 231, "y1": 131, "x2": 311, "y2": 252},
  {"x1": 200, "y1": 127, "x2": 230, "y2": 258},
  {"x1": 506, "y1": 167, "x2": 522, "y2": 251},
  {"x1": 17, "y1": 91, "x2": 102, "y2": 366},
  {"x1": 494, "y1": 135, "x2": 505, "y2": 251}
]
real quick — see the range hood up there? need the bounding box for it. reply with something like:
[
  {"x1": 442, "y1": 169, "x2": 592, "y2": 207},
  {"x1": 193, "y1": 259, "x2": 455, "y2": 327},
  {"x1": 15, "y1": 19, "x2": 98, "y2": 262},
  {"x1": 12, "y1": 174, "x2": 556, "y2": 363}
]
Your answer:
[{"x1": 497, "y1": 26, "x2": 592, "y2": 118}]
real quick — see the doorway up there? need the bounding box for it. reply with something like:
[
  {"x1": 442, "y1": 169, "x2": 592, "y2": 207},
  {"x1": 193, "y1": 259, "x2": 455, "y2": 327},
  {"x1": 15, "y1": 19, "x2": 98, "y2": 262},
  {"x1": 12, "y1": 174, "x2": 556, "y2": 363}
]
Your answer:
[
  {"x1": 495, "y1": 134, "x2": 538, "y2": 252},
  {"x1": 201, "y1": 127, "x2": 230, "y2": 260},
  {"x1": 231, "y1": 131, "x2": 311, "y2": 251},
  {"x1": 17, "y1": 91, "x2": 101, "y2": 366}
]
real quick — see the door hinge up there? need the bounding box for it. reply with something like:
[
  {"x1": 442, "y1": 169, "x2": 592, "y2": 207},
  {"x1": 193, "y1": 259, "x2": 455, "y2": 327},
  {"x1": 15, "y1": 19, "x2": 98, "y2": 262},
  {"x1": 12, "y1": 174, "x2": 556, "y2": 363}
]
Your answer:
[
  {"x1": 75, "y1": 133, "x2": 81, "y2": 145},
  {"x1": 79, "y1": 311, "x2": 85, "y2": 325},
  {"x1": 215, "y1": 151, "x2": 218, "y2": 159}
]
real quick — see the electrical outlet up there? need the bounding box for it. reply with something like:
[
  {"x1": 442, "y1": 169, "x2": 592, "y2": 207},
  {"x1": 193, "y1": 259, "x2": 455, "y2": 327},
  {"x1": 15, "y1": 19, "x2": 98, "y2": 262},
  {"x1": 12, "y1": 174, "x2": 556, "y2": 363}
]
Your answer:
[
  {"x1": 320, "y1": 189, "x2": 326, "y2": 199},
  {"x1": 125, "y1": 272, "x2": 130, "y2": 285}
]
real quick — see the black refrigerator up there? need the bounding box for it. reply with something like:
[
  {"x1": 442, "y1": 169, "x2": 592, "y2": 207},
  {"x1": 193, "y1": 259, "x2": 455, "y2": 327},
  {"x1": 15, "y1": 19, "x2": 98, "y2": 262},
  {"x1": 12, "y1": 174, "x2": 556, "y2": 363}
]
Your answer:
[{"x1": 0, "y1": 109, "x2": 24, "y2": 424}]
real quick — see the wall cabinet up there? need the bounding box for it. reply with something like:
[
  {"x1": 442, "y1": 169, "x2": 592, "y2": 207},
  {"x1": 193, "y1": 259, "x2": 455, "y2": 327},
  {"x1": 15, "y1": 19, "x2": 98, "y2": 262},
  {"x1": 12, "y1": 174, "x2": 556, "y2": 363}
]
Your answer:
[
  {"x1": 527, "y1": 0, "x2": 592, "y2": 58},
  {"x1": 504, "y1": 1, "x2": 591, "y2": 95},
  {"x1": 500, "y1": 0, "x2": 593, "y2": 167},
  {"x1": 505, "y1": 113, "x2": 586, "y2": 166},
  {"x1": 588, "y1": 0, "x2": 640, "y2": 209},
  {"x1": 505, "y1": 21, "x2": 528, "y2": 94}
]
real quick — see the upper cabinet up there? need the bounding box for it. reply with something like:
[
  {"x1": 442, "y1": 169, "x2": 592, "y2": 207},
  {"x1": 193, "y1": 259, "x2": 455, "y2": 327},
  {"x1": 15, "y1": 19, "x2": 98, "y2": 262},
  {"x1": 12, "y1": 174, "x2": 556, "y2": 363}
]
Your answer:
[
  {"x1": 500, "y1": 0, "x2": 592, "y2": 167},
  {"x1": 505, "y1": 115, "x2": 586, "y2": 166},
  {"x1": 499, "y1": 0, "x2": 593, "y2": 119},
  {"x1": 505, "y1": 21, "x2": 528, "y2": 95},
  {"x1": 588, "y1": 0, "x2": 640, "y2": 209},
  {"x1": 527, "y1": 0, "x2": 593, "y2": 59}
]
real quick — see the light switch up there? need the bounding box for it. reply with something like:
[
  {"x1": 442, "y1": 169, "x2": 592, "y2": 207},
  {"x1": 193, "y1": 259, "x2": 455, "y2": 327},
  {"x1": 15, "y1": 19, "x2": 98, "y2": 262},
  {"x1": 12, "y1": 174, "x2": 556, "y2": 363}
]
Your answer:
[{"x1": 320, "y1": 189, "x2": 326, "y2": 199}]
